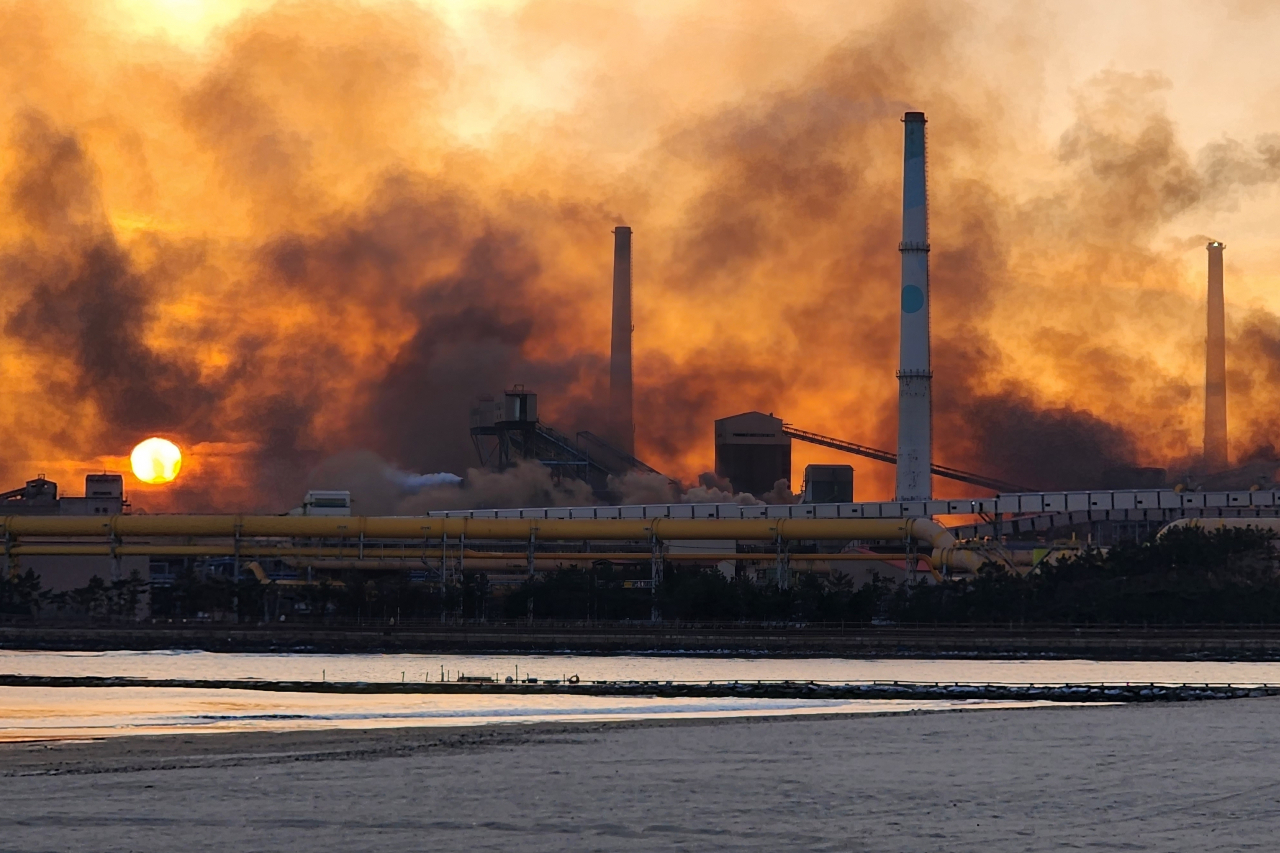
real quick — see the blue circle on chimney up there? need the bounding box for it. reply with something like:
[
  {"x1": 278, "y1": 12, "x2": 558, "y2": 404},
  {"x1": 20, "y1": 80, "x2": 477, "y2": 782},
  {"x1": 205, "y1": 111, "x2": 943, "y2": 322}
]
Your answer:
[{"x1": 901, "y1": 285, "x2": 925, "y2": 313}]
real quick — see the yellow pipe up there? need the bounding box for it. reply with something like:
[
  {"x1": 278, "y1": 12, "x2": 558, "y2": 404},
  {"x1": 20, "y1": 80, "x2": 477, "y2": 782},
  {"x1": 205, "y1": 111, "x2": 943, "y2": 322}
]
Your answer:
[
  {"x1": 0, "y1": 515, "x2": 917, "y2": 542},
  {"x1": 277, "y1": 560, "x2": 875, "y2": 572},
  {"x1": 8, "y1": 545, "x2": 431, "y2": 558},
  {"x1": 6, "y1": 544, "x2": 908, "y2": 562},
  {"x1": 243, "y1": 561, "x2": 270, "y2": 583},
  {"x1": 0, "y1": 515, "x2": 986, "y2": 572}
]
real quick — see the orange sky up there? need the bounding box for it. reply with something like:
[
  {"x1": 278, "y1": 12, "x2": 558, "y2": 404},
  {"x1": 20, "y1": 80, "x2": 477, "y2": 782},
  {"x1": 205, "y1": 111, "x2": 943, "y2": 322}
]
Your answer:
[{"x1": 2, "y1": 0, "x2": 1279, "y2": 510}]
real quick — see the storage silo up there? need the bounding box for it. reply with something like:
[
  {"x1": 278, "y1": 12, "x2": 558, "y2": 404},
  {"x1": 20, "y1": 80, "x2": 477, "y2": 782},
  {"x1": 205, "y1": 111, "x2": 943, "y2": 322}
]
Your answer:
[{"x1": 714, "y1": 412, "x2": 791, "y2": 497}]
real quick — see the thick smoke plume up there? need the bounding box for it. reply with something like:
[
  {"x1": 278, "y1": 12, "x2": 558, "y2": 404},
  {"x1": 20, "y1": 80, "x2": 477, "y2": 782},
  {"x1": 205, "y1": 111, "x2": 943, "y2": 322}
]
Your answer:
[
  {"x1": 1, "y1": 1, "x2": 1279, "y2": 510},
  {"x1": 308, "y1": 451, "x2": 769, "y2": 514}
]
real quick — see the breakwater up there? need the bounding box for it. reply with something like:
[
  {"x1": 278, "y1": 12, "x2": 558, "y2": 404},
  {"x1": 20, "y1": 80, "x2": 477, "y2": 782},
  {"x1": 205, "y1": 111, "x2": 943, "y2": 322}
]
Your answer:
[
  {"x1": 8, "y1": 623, "x2": 1280, "y2": 659},
  {"x1": 1, "y1": 673, "x2": 1275, "y2": 703}
]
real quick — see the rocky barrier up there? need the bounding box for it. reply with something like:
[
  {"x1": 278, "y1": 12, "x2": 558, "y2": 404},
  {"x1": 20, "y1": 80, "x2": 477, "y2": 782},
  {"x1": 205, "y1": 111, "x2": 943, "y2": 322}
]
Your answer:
[{"x1": 1, "y1": 673, "x2": 1275, "y2": 703}]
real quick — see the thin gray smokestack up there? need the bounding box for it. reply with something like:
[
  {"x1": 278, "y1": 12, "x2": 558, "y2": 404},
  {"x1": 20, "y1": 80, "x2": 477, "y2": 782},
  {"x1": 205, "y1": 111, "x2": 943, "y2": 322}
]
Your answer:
[
  {"x1": 609, "y1": 226, "x2": 634, "y2": 456},
  {"x1": 1204, "y1": 240, "x2": 1228, "y2": 471},
  {"x1": 895, "y1": 112, "x2": 932, "y2": 500}
]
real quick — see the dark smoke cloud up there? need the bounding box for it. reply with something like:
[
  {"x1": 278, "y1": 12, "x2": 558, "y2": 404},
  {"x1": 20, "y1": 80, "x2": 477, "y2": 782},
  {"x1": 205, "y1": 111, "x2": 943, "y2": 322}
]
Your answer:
[
  {"x1": 1198, "y1": 134, "x2": 1280, "y2": 204},
  {"x1": 1229, "y1": 313, "x2": 1280, "y2": 460},
  {"x1": 307, "y1": 451, "x2": 770, "y2": 513},
  {"x1": 399, "y1": 461, "x2": 595, "y2": 513},
  {"x1": 5, "y1": 1, "x2": 1280, "y2": 511},
  {"x1": 307, "y1": 448, "x2": 462, "y2": 515},
  {"x1": 959, "y1": 391, "x2": 1140, "y2": 491},
  {"x1": 2, "y1": 112, "x2": 216, "y2": 439}
]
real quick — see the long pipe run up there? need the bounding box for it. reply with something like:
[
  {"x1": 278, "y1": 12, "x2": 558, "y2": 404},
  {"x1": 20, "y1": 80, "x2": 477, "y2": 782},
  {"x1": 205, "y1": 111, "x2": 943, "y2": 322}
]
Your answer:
[
  {"x1": 7, "y1": 545, "x2": 909, "y2": 563},
  {"x1": 0, "y1": 515, "x2": 920, "y2": 541},
  {"x1": 0, "y1": 515, "x2": 988, "y2": 573}
]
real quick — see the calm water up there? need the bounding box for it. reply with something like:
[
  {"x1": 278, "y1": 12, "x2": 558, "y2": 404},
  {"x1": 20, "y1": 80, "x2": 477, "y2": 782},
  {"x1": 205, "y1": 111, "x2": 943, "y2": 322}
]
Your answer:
[
  {"x1": 3, "y1": 650, "x2": 1279, "y2": 686},
  {"x1": 4, "y1": 651, "x2": 1264, "y2": 742},
  {"x1": 0, "y1": 687, "x2": 1064, "y2": 742}
]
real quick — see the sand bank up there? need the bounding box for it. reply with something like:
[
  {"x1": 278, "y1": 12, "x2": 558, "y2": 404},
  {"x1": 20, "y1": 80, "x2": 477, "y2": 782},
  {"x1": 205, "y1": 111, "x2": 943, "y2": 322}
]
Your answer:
[{"x1": 1, "y1": 701, "x2": 1277, "y2": 851}]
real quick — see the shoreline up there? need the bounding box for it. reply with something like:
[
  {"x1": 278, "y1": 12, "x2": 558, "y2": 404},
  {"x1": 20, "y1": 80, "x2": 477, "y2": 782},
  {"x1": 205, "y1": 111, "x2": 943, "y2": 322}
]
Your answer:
[
  {"x1": 6, "y1": 700, "x2": 1278, "y2": 850},
  {"x1": 9, "y1": 623, "x2": 1280, "y2": 659},
  {"x1": 0, "y1": 704, "x2": 1090, "y2": 773}
]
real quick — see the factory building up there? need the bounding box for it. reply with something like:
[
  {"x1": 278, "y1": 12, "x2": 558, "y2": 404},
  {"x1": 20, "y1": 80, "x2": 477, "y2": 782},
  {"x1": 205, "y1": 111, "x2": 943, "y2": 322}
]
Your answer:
[
  {"x1": 0, "y1": 473, "x2": 145, "y2": 592},
  {"x1": 802, "y1": 464, "x2": 854, "y2": 503},
  {"x1": 714, "y1": 412, "x2": 791, "y2": 497},
  {"x1": 470, "y1": 386, "x2": 667, "y2": 497},
  {"x1": 1, "y1": 474, "x2": 126, "y2": 516}
]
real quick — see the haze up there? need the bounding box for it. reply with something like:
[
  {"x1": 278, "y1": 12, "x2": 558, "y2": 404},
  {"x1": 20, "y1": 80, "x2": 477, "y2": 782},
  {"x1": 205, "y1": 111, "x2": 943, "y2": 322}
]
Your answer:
[{"x1": 2, "y1": 0, "x2": 1278, "y2": 511}]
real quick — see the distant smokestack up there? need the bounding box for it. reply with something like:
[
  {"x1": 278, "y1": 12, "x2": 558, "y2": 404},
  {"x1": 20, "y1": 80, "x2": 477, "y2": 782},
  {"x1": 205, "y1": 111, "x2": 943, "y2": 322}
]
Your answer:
[
  {"x1": 1204, "y1": 241, "x2": 1228, "y2": 471},
  {"x1": 610, "y1": 226, "x2": 634, "y2": 456},
  {"x1": 895, "y1": 112, "x2": 932, "y2": 501}
]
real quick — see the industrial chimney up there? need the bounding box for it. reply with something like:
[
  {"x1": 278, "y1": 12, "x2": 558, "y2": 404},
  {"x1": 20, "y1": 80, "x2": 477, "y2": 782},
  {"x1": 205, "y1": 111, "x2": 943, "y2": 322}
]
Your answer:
[
  {"x1": 895, "y1": 112, "x2": 932, "y2": 501},
  {"x1": 1204, "y1": 241, "x2": 1228, "y2": 471},
  {"x1": 609, "y1": 226, "x2": 635, "y2": 456}
]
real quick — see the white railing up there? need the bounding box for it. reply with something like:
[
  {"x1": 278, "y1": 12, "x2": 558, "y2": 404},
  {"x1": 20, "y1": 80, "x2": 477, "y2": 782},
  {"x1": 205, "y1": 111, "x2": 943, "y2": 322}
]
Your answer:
[{"x1": 422, "y1": 489, "x2": 1280, "y2": 522}]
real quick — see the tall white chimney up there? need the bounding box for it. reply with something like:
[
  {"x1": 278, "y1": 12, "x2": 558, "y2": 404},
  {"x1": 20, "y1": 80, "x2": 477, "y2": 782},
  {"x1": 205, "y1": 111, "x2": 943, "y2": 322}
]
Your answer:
[
  {"x1": 895, "y1": 112, "x2": 932, "y2": 501},
  {"x1": 609, "y1": 226, "x2": 635, "y2": 455},
  {"x1": 1204, "y1": 241, "x2": 1228, "y2": 471}
]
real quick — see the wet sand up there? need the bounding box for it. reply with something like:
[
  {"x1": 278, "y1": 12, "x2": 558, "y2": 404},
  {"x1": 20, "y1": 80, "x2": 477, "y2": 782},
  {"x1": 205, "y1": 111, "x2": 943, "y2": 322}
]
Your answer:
[{"x1": 1, "y1": 701, "x2": 1277, "y2": 851}]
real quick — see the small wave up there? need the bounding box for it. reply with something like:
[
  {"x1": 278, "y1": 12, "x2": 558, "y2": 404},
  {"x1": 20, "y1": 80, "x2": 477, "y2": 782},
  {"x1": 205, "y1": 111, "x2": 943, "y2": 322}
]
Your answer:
[
  {"x1": 189, "y1": 713, "x2": 311, "y2": 721},
  {"x1": 174, "y1": 699, "x2": 855, "y2": 725}
]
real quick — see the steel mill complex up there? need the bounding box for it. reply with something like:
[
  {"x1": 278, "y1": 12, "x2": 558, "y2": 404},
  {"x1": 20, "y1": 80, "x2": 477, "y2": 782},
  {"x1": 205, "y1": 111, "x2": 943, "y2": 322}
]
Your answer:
[{"x1": 0, "y1": 113, "x2": 1268, "y2": 605}]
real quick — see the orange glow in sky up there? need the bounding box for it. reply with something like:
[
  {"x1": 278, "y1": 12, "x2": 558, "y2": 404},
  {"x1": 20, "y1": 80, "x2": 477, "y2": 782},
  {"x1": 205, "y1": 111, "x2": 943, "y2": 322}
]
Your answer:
[{"x1": 1, "y1": 1, "x2": 1279, "y2": 511}]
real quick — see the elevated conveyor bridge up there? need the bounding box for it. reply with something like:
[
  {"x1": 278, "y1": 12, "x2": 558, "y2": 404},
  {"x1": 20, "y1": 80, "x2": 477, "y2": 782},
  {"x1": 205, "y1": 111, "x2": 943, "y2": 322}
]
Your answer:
[{"x1": 781, "y1": 425, "x2": 1031, "y2": 493}]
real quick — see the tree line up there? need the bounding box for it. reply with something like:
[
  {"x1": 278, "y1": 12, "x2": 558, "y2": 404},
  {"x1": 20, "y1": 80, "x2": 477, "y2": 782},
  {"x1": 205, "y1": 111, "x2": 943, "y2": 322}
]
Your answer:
[{"x1": 1, "y1": 526, "x2": 1278, "y2": 625}]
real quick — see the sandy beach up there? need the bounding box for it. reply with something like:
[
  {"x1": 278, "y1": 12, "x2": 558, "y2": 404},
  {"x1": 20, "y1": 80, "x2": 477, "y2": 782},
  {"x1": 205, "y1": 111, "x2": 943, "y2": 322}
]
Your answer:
[{"x1": 0, "y1": 699, "x2": 1276, "y2": 851}]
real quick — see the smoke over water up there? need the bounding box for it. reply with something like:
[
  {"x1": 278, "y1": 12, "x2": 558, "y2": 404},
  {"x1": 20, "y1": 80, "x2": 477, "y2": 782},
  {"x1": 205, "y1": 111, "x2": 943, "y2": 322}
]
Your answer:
[{"x1": 2, "y1": 1, "x2": 1280, "y2": 510}]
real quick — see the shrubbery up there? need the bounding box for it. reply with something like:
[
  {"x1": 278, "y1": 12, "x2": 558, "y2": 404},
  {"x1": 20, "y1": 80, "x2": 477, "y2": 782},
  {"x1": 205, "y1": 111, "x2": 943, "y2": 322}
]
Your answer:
[
  {"x1": 2, "y1": 526, "x2": 1278, "y2": 625},
  {"x1": 893, "y1": 526, "x2": 1280, "y2": 624},
  {"x1": 0, "y1": 569, "x2": 147, "y2": 621}
]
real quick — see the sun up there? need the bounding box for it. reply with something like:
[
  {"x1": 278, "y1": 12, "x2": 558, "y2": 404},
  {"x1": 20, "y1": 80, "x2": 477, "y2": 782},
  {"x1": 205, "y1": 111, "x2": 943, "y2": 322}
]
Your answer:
[{"x1": 130, "y1": 438, "x2": 183, "y2": 484}]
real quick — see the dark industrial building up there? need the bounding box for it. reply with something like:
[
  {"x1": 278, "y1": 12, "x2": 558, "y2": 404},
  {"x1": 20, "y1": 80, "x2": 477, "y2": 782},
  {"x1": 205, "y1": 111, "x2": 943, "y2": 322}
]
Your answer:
[
  {"x1": 470, "y1": 386, "x2": 666, "y2": 497},
  {"x1": 1, "y1": 474, "x2": 127, "y2": 515},
  {"x1": 0, "y1": 473, "x2": 143, "y2": 592},
  {"x1": 802, "y1": 464, "x2": 854, "y2": 503},
  {"x1": 714, "y1": 412, "x2": 792, "y2": 497}
]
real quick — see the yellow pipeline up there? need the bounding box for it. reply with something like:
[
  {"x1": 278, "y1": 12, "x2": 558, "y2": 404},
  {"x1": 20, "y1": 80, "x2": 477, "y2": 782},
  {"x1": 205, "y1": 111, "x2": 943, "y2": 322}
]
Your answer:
[
  {"x1": 0, "y1": 515, "x2": 920, "y2": 541},
  {"x1": 0, "y1": 515, "x2": 990, "y2": 572},
  {"x1": 6, "y1": 544, "x2": 910, "y2": 562}
]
